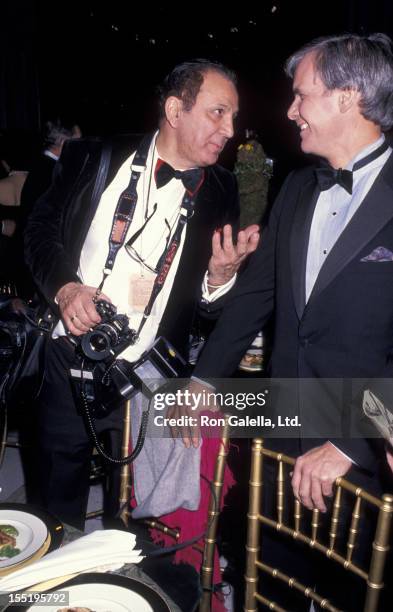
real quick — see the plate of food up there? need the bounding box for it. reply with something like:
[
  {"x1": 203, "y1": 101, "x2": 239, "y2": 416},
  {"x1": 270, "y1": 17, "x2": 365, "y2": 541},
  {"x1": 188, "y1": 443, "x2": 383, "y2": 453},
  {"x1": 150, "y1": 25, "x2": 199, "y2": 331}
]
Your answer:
[
  {"x1": 8, "y1": 573, "x2": 171, "y2": 612},
  {"x1": 0, "y1": 510, "x2": 48, "y2": 568},
  {"x1": 0, "y1": 504, "x2": 64, "y2": 572}
]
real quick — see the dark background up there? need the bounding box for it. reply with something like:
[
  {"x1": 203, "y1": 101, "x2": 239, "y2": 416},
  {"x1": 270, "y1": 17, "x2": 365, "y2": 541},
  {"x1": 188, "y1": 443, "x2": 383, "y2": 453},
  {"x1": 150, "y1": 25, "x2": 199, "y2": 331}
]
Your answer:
[{"x1": 1, "y1": 0, "x2": 393, "y2": 176}]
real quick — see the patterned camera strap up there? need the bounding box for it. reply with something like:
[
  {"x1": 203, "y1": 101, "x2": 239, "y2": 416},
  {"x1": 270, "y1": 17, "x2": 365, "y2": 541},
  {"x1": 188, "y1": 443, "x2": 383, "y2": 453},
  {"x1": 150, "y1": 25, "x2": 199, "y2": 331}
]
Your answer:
[{"x1": 97, "y1": 134, "x2": 204, "y2": 340}]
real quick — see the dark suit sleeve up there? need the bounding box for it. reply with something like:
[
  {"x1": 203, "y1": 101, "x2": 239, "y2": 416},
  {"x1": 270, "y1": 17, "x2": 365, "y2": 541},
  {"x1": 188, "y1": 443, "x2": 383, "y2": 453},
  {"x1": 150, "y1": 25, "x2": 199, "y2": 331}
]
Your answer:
[
  {"x1": 19, "y1": 156, "x2": 55, "y2": 229},
  {"x1": 195, "y1": 169, "x2": 240, "y2": 319},
  {"x1": 24, "y1": 142, "x2": 84, "y2": 305},
  {"x1": 193, "y1": 173, "x2": 292, "y2": 378},
  {"x1": 0, "y1": 204, "x2": 20, "y2": 221},
  {"x1": 332, "y1": 439, "x2": 382, "y2": 473},
  {"x1": 223, "y1": 171, "x2": 240, "y2": 230}
]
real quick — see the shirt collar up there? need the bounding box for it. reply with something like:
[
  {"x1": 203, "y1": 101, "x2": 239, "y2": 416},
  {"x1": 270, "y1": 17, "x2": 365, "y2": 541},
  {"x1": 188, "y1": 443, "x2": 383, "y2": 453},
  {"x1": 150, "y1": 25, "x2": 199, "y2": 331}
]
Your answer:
[
  {"x1": 346, "y1": 134, "x2": 386, "y2": 171},
  {"x1": 43, "y1": 150, "x2": 60, "y2": 161}
]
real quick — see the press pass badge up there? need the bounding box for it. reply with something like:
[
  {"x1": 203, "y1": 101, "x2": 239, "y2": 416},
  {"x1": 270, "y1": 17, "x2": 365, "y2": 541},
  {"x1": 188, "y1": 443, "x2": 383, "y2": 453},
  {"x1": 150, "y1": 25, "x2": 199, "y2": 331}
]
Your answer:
[{"x1": 129, "y1": 274, "x2": 155, "y2": 312}]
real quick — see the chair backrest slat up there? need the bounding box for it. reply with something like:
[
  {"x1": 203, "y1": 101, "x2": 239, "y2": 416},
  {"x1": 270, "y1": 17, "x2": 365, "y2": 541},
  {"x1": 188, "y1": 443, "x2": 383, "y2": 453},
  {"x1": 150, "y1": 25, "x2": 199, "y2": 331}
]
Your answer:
[
  {"x1": 311, "y1": 508, "x2": 320, "y2": 541},
  {"x1": 277, "y1": 460, "x2": 285, "y2": 524},
  {"x1": 294, "y1": 498, "x2": 302, "y2": 533},
  {"x1": 329, "y1": 485, "x2": 342, "y2": 550},
  {"x1": 346, "y1": 495, "x2": 362, "y2": 563}
]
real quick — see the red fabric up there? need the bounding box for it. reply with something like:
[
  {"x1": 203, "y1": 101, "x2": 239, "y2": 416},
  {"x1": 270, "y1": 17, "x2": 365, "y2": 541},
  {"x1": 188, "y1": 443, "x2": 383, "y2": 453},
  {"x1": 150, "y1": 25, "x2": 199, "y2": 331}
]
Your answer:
[
  {"x1": 150, "y1": 437, "x2": 234, "y2": 611},
  {"x1": 154, "y1": 157, "x2": 165, "y2": 184},
  {"x1": 130, "y1": 421, "x2": 235, "y2": 612}
]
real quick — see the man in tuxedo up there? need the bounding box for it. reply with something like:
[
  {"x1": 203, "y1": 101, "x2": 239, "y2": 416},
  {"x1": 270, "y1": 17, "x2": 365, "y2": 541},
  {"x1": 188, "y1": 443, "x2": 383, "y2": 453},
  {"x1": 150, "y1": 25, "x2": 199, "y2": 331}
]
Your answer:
[
  {"x1": 9, "y1": 119, "x2": 81, "y2": 298},
  {"x1": 190, "y1": 34, "x2": 393, "y2": 610},
  {"x1": 20, "y1": 118, "x2": 81, "y2": 216},
  {"x1": 24, "y1": 59, "x2": 259, "y2": 529}
]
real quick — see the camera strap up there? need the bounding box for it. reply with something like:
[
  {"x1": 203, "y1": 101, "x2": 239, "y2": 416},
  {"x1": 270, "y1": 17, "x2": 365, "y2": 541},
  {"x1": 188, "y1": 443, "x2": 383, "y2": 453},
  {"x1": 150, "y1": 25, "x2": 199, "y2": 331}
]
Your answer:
[
  {"x1": 136, "y1": 190, "x2": 198, "y2": 338},
  {"x1": 97, "y1": 133, "x2": 204, "y2": 338},
  {"x1": 79, "y1": 359, "x2": 150, "y2": 466},
  {"x1": 97, "y1": 134, "x2": 153, "y2": 294}
]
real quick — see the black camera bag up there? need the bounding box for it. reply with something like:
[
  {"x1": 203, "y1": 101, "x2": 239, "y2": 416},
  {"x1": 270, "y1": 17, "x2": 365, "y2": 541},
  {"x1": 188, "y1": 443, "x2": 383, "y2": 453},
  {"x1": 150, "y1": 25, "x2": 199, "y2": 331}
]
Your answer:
[
  {"x1": 0, "y1": 141, "x2": 113, "y2": 411},
  {"x1": 0, "y1": 300, "x2": 54, "y2": 408}
]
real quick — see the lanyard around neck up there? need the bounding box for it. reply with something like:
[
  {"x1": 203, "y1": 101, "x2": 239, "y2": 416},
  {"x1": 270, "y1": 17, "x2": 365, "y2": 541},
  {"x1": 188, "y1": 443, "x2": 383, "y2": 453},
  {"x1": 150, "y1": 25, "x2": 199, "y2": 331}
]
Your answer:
[
  {"x1": 97, "y1": 134, "x2": 152, "y2": 293},
  {"x1": 97, "y1": 134, "x2": 202, "y2": 340},
  {"x1": 136, "y1": 189, "x2": 198, "y2": 338}
]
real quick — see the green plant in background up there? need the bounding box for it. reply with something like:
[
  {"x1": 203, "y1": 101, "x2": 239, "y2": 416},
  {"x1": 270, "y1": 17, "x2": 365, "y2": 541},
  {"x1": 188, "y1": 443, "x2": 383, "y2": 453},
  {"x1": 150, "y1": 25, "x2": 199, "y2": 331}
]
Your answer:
[
  {"x1": 234, "y1": 137, "x2": 273, "y2": 228},
  {"x1": 235, "y1": 135, "x2": 273, "y2": 371}
]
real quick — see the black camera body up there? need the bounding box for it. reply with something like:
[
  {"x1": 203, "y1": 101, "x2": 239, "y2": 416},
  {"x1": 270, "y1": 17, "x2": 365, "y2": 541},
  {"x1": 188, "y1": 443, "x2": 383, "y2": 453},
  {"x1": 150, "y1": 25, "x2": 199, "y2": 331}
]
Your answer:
[
  {"x1": 69, "y1": 300, "x2": 188, "y2": 418},
  {"x1": 69, "y1": 300, "x2": 138, "y2": 417},
  {"x1": 78, "y1": 300, "x2": 138, "y2": 362}
]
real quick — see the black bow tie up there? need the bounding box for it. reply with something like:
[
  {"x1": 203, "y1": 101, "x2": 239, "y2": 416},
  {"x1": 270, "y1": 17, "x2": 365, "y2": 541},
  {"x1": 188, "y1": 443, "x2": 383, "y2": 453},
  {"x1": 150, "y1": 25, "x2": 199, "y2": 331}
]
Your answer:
[
  {"x1": 155, "y1": 160, "x2": 204, "y2": 194},
  {"x1": 314, "y1": 140, "x2": 390, "y2": 195},
  {"x1": 315, "y1": 166, "x2": 353, "y2": 194}
]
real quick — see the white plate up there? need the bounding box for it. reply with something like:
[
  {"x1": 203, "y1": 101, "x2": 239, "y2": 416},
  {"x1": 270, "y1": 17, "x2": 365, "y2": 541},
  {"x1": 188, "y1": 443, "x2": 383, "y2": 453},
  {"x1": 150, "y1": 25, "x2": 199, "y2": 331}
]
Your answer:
[
  {"x1": 0, "y1": 510, "x2": 48, "y2": 568},
  {"x1": 27, "y1": 582, "x2": 159, "y2": 612}
]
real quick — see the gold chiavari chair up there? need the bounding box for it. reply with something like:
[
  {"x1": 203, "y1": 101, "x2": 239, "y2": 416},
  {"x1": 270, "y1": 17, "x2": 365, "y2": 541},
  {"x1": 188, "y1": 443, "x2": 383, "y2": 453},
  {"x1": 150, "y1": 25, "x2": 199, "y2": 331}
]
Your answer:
[
  {"x1": 245, "y1": 438, "x2": 393, "y2": 612},
  {"x1": 198, "y1": 418, "x2": 230, "y2": 612},
  {"x1": 119, "y1": 399, "x2": 231, "y2": 612}
]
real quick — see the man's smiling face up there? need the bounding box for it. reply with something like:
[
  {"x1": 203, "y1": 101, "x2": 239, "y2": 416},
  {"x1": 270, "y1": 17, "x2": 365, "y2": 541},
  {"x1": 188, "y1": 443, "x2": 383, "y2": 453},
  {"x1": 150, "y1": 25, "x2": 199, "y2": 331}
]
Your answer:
[{"x1": 287, "y1": 52, "x2": 347, "y2": 164}]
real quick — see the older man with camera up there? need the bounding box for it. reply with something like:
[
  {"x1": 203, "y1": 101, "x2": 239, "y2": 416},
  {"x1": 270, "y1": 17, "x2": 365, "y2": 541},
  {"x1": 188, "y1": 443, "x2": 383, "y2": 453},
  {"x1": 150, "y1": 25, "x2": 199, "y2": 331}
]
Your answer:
[{"x1": 24, "y1": 59, "x2": 259, "y2": 529}]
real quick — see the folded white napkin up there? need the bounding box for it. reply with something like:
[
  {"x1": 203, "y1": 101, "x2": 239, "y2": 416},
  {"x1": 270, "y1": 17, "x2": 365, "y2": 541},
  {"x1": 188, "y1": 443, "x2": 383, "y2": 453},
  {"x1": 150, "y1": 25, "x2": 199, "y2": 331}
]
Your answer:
[
  {"x1": 0, "y1": 529, "x2": 144, "y2": 592},
  {"x1": 363, "y1": 389, "x2": 393, "y2": 443}
]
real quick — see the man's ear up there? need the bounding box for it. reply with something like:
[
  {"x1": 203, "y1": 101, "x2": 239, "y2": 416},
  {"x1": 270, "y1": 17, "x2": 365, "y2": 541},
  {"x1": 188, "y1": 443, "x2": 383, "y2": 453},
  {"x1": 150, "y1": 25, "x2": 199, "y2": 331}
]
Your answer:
[
  {"x1": 338, "y1": 88, "x2": 360, "y2": 113},
  {"x1": 165, "y1": 96, "x2": 183, "y2": 127}
]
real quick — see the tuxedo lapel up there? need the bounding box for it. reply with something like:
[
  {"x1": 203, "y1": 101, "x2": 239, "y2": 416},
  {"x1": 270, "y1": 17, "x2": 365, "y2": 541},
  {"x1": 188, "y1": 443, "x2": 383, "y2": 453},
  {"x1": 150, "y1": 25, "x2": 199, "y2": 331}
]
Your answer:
[
  {"x1": 65, "y1": 146, "x2": 101, "y2": 259},
  {"x1": 191, "y1": 165, "x2": 233, "y2": 231},
  {"x1": 308, "y1": 153, "x2": 393, "y2": 306},
  {"x1": 290, "y1": 176, "x2": 320, "y2": 319}
]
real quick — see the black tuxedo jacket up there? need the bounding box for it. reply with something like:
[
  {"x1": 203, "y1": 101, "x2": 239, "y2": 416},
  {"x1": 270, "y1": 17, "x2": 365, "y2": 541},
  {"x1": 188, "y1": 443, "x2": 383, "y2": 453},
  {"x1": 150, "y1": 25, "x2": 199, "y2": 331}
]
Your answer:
[
  {"x1": 24, "y1": 135, "x2": 239, "y2": 356},
  {"x1": 20, "y1": 153, "x2": 56, "y2": 217},
  {"x1": 194, "y1": 154, "x2": 393, "y2": 471}
]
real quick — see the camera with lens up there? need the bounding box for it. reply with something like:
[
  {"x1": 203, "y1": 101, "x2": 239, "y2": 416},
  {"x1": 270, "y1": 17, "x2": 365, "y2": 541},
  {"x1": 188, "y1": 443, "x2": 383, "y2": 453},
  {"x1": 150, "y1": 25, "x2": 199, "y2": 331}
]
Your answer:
[
  {"x1": 77, "y1": 299, "x2": 138, "y2": 362},
  {"x1": 69, "y1": 299, "x2": 188, "y2": 419},
  {"x1": 69, "y1": 300, "x2": 138, "y2": 418}
]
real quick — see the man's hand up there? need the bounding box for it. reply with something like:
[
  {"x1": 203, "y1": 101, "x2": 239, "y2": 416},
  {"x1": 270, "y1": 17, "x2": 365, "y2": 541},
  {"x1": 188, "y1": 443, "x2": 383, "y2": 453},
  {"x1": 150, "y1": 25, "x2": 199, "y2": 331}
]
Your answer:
[
  {"x1": 166, "y1": 379, "x2": 220, "y2": 448},
  {"x1": 291, "y1": 441, "x2": 352, "y2": 512},
  {"x1": 55, "y1": 282, "x2": 111, "y2": 336},
  {"x1": 207, "y1": 223, "x2": 260, "y2": 289}
]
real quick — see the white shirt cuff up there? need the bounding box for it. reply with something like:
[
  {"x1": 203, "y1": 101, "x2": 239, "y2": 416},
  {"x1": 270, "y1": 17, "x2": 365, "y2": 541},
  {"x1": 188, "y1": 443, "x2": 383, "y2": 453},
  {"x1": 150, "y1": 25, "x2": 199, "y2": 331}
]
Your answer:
[
  {"x1": 329, "y1": 442, "x2": 356, "y2": 465},
  {"x1": 201, "y1": 271, "x2": 237, "y2": 302}
]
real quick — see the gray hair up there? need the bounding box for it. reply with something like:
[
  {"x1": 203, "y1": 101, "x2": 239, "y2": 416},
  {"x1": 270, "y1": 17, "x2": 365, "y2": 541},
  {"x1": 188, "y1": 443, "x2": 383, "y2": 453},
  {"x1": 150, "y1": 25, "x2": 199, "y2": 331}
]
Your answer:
[
  {"x1": 43, "y1": 118, "x2": 80, "y2": 148},
  {"x1": 285, "y1": 33, "x2": 393, "y2": 131}
]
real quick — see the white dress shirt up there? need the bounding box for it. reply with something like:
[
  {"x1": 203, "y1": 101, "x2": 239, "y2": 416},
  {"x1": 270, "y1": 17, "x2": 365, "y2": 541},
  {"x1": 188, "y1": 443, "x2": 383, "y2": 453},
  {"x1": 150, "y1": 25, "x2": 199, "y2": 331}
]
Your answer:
[{"x1": 306, "y1": 135, "x2": 392, "y2": 302}]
